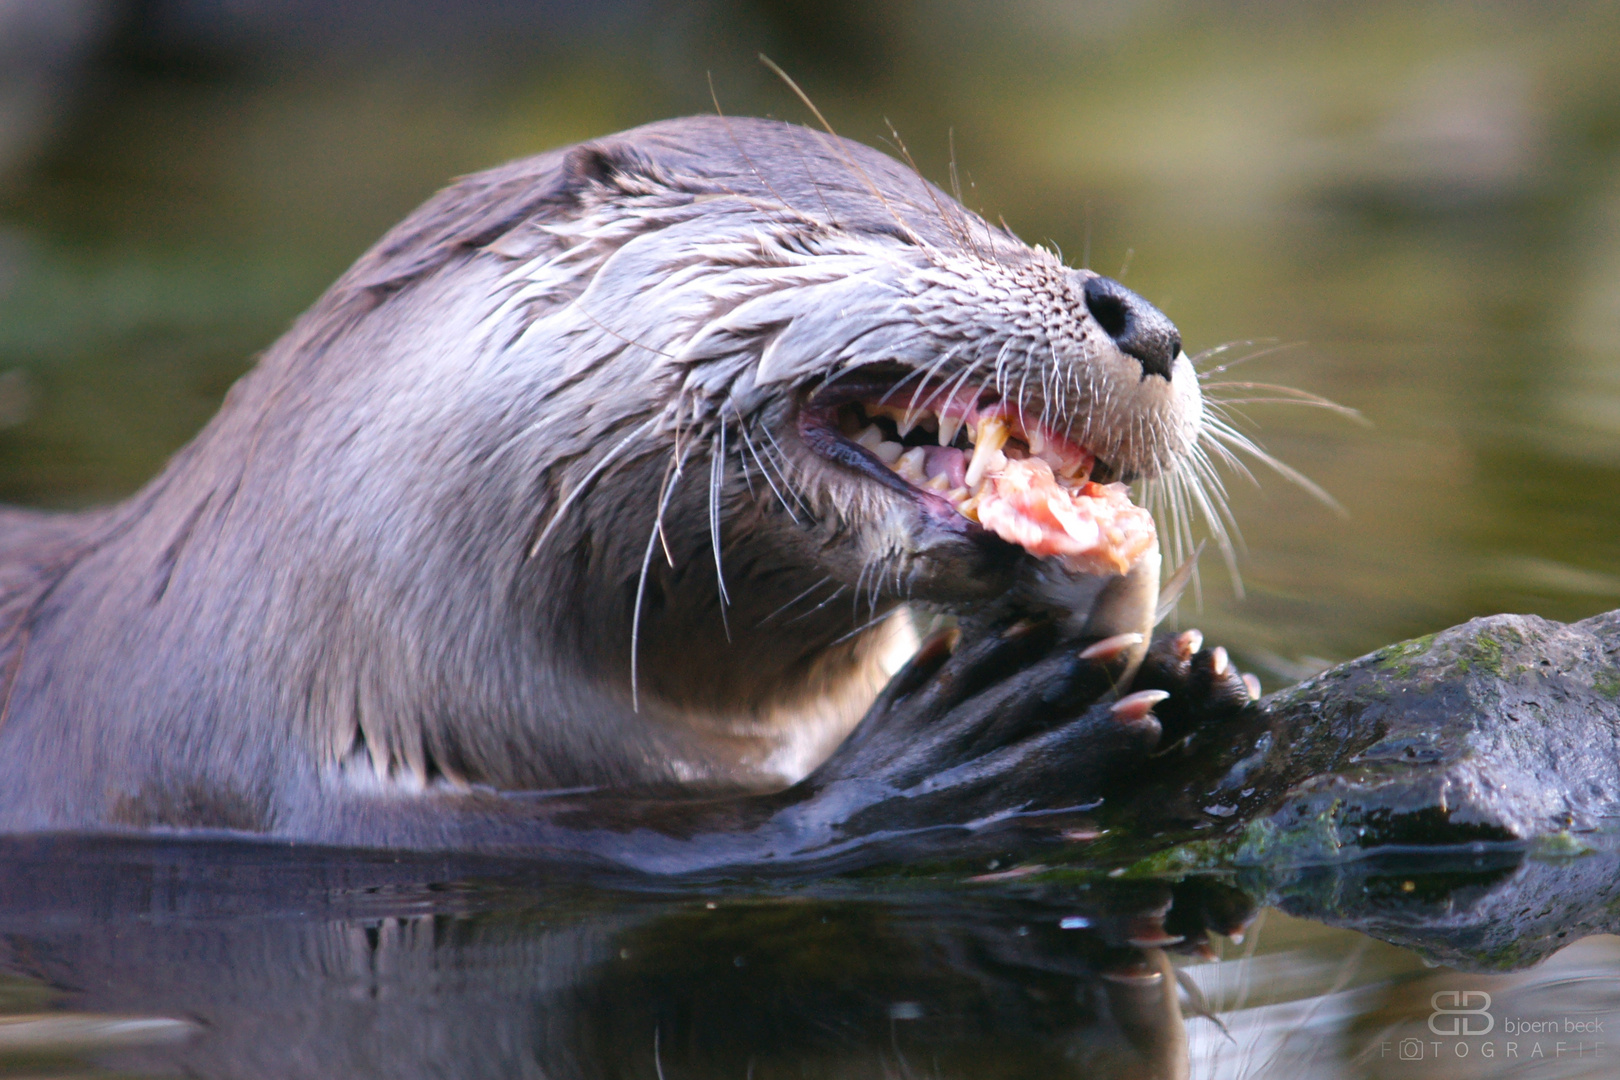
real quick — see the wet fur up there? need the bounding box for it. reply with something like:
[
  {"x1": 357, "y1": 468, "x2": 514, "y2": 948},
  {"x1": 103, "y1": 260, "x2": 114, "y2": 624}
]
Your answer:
[{"x1": 0, "y1": 117, "x2": 1205, "y2": 839}]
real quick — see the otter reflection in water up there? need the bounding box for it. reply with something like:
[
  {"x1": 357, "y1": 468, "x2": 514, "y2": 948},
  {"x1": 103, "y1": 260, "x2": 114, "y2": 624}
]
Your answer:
[
  {"x1": 0, "y1": 836, "x2": 1254, "y2": 1080},
  {"x1": 0, "y1": 117, "x2": 1254, "y2": 867},
  {"x1": 6, "y1": 837, "x2": 1620, "y2": 1080}
]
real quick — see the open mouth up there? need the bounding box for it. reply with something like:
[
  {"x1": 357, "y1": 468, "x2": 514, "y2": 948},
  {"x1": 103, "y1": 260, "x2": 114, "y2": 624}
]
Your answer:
[{"x1": 798, "y1": 371, "x2": 1158, "y2": 578}]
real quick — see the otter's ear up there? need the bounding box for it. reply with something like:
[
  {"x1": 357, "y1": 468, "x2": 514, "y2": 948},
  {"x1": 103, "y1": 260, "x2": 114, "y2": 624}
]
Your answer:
[
  {"x1": 560, "y1": 143, "x2": 664, "y2": 197},
  {"x1": 562, "y1": 145, "x2": 619, "y2": 186},
  {"x1": 484, "y1": 141, "x2": 668, "y2": 259}
]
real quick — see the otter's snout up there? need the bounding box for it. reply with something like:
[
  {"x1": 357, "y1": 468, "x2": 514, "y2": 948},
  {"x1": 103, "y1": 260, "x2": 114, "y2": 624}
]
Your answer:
[{"x1": 1082, "y1": 275, "x2": 1182, "y2": 381}]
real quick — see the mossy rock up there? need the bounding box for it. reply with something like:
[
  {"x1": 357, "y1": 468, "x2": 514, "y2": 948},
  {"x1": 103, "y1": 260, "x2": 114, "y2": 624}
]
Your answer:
[{"x1": 1106, "y1": 611, "x2": 1620, "y2": 856}]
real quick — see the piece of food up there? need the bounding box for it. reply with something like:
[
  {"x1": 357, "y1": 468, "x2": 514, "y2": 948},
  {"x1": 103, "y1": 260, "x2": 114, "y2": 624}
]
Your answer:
[
  {"x1": 829, "y1": 391, "x2": 1158, "y2": 578},
  {"x1": 972, "y1": 457, "x2": 1156, "y2": 577}
]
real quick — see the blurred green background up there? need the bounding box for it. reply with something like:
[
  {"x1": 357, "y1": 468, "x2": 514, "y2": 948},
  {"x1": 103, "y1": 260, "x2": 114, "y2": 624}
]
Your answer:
[{"x1": 2, "y1": 0, "x2": 1618, "y2": 684}]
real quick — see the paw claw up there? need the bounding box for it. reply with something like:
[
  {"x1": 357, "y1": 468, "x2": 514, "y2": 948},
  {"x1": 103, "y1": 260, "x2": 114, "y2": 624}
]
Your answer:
[
  {"x1": 1174, "y1": 629, "x2": 1203, "y2": 660},
  {"x1": 1111, "y1": 689, "x2": 1170, "y2": 721},
  {"x1": 1080, "y1": 632, "x2": 1144, "y2": 662},
  {"x1": 1209, "y1": 646, "x2": 1229, "y2": 677},
  {"x1": 1000, "y1": 618, "x2": 1043, "y2": 640},
  {"x1": 1242, "y1": 672, "x2": 1262, "y2": 701}
]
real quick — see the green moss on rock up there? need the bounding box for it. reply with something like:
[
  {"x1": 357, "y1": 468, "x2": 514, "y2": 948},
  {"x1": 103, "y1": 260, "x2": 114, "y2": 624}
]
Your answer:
[{"x1": 1376, "y1": 632, "x2": 1437, "y2": 679}]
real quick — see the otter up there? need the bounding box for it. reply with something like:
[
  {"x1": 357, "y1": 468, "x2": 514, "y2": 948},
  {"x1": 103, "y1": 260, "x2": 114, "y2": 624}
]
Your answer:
[{"x1": 0, "y1": 116, "x2": 1251, "y2": 871}]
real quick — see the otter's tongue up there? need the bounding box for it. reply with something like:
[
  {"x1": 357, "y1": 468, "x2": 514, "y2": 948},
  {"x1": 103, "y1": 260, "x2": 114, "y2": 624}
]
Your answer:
[{"x1": 969, "y1": 457, "x2": 1157, "y2": 579}]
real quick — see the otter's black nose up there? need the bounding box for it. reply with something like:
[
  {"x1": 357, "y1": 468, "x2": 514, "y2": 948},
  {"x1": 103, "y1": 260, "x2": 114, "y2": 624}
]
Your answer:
[{"x1": 1082, "y1": 275, "x2": 1182, "y2": 381}]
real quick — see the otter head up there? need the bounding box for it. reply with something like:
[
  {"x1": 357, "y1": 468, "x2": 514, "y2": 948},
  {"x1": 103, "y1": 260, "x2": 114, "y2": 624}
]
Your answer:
[{"x1": 455, "y1": 118, "x2": 1207, "y2": 778}]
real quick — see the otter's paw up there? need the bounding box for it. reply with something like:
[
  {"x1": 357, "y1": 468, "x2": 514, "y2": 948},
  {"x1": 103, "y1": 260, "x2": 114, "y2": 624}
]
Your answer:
[
  {"x1": 807, "y1": 616, "x2": 1167, "y2": 813},
  {"x1": 1128, "y1": 629, "x2": 1259, "y2": 746}
]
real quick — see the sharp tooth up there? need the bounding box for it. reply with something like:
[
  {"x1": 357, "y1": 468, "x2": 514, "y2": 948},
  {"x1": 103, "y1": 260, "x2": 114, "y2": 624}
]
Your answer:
[
  {"x1": 895, "y1": 409, "x2": 919, "y2": 438},
  {"x1": 896, "y1": 446, "x2": 927, "y2": 481},
  {"x1": 855, "y1": 425, "x2": 885, "y2": 452},
  {"x1": 925, "y1": 473, "x2": 951, "y2": 491},
  {"x1": 964, "y1": 416, "x2": 1010, "y2": 491},
  {"x1": 874, "y1": 440, "x2": 904, "y2": 466},
  {"x1": 937, "y1": 415, "x2": 962, "y2": 448},
  {"x1": 1028, "y1": 429, "x2": 1047, "y2": 456},
  {"x1": 981, "y1": 415, "x2": 1010, "y2": 453}
]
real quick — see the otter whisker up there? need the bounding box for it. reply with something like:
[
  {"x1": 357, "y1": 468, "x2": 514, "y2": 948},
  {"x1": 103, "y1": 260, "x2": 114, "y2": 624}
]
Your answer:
[
  {"x1": 851, "y1": 560, "x2": 872, "y2": 625},
  {"x1": 759, "y1": 55, "x2": 926, "y2": 248},
  {"x1": 946, "y1": 128, "x2": 1000, "y2": 271},
  {"x1": 759, "y1": 575, "x2": 834, "y2": 626},
  {"x1": 1188, "y1": 339, "x2": 1270, "y2": 367},
  {"x1": 940, "y1": 350, "x2": 993, "y2": 415},
  {"x1": 735, "y1": 421, "x2": 800, "y2": 524},
  {"x1": 730, "y1": 406, "x2": 758, "y2": 498},
  {"x1": 1209, "y1": 394, "x2": 1361, "y2": 414},
  {"x1": 566, "y1": 299, "x2": 677, "y2": 360},
  {"x1": 1149, "y1": 437, "x2": 1245, "y2": 596},
  {"x1": 759, "y1": 422, "x2": 814, "y2": 518},
  {"x1": 1203, "y1": 382, "x2": 1366, "y2": 423},
  {"x1": 858, "y1": 551, "x2": 888, "y2": 625},
  {"x1": 708, "y1": 74, "x2": 810, "y2": 229},
  {"x1": 994, "y1": 337, "x2": 1016, "y2": 402},
  {"x1": 948, "y1": 127, "x2": 963, "y2": 204},
  {"x1": 868, "y1": 354, "x2": 937, "y2": 410},
  {"x1": 897, "y1": 343, "x2": 969, "y2": 414},
  {"x1": 830, "y1": 607, "x2": 897, "y2": 648},
  {"x1": 871, "y1": 552, "x2": 890, "y2": 621},
  {"x1": 1039, "y1": 343, "x2": 1061, "y2": 434},
  {"x1": 1172, "y1": 476, "x2": 1201, "y2": 588},
  {"x1": 528, "y1": 417, "x2": 660, "y2": 557},
  {"x1": 851, "y1": 551, "x2": 886, "y2": 626},
  {"x1": 1199, "y1": 406, "x2": 1261, "y2": 483},
  {"x1": 1015, "y1": 345, "x2": 1035, "y2": 422},
  {"x1": 780, "y1": 113, "x2": 839, "y2": 228},
  {"x1": 655, "y1": 420, "x2": 700, "y2": 568},
  {"x1": 1203, "y1": 416, "x2": 1345, "y2": 516},
  {"x1": 883, "y1": 117, "x2": 985, "y2": 265},
  {"x1": 1189, "y1": 439, "x2": 1244, "y2": 539},
  {"x1": 1194, "y1": 340, "x2": 1304, "y2": 378},
  {"x1": 632, "y1": 443, "x2": 692, "y2": 710},
  {"x1": 1146, "y1": 471, "x2": 1181, "y2": 569},
  {"x1": 708, "y1": 429, "x2": 731, "y2": 641},
  {"x1": 783, "y1": 582, "x2": 848, "y2": 625}
]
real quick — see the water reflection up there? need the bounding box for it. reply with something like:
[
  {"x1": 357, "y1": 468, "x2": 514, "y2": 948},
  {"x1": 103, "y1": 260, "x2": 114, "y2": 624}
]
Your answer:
[
  {"x1": 1, "y1": 837, "x2": 1617, "y2": 1079},
  {"x1": 0, "y1": 837, "x2": 1252, "y2": 1080}
]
